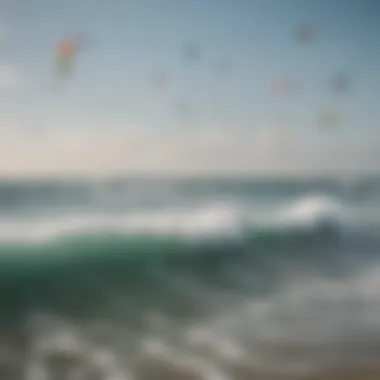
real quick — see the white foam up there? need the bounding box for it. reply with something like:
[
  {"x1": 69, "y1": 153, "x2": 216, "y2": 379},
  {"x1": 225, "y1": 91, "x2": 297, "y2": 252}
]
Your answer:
[
  {"x1": 22, "y1": 260, "x2": 380, "y2": 377},
  {"x1": 276, "y1": 194, "x2": 346, "y2": 228},
  {"x1": 140, "y1": 337, "x2": 172, "y2": 359},
  {"x1": 0, "y1": 202, "x2": 244, "y2": 243},
  {"x1": 0, "y1": 195, "x2": 350, "y2": 243},
  {"x1": 180, "y1": 262, "x2": 380, "y2": 375}
]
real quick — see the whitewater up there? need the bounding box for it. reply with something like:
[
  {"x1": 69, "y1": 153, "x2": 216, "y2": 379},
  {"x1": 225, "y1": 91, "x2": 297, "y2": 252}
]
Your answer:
[{"x1": 0, "y1": 177, "x2": 379, "y2": 379}]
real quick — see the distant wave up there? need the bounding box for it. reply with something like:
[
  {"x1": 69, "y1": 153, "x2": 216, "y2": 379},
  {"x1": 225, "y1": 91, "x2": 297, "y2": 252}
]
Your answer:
[
  {"x1": 0, "y1": 195, "x2": 347, "y2": 243},
  {"x1": 0, "y1": 194, "x2": 350, "y2": 321},
  {"x1": 0, "y1": 190, "x2": 376, "y2": 325},
  {"x1": 0, "y1": 176, "x2": 379, "y2": 212},
  {"x1": 0, "y1": 186, "x2": 378, "y2": 379}
]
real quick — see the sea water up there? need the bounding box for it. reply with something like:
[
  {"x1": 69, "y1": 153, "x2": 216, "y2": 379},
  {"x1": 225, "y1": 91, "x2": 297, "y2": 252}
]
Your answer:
[{"x1": 0, "y1": 177, "x2": 379, "y2": 379}]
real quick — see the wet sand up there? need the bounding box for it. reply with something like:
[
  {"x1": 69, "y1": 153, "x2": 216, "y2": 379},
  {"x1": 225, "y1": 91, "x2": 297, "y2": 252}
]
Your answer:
[
  {"x1": 0, "y1": 325, "x2": 379, "y2": 380},
  {"x1": 0, "y1": 350, "x2": 378, "y2": 379},
  {"x1": 305, "y1": 371, "x2": 380, "y2": 380},
  {"x1": 135, "y1": 363, "x2": 380, "y2": 380}
]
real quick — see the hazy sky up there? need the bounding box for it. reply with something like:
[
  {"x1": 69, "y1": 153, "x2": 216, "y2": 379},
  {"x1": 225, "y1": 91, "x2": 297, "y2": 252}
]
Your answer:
[{"x1": 0, "y1": 0, "x2": 379, "y2": 176}]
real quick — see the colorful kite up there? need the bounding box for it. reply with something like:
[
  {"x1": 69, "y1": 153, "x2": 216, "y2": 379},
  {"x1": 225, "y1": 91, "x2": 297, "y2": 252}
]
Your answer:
[
  {"x1": 319, "y1": 110, "x2": 339, "y2": 130},
  {"x1": 295, "y1": 24, "x2": 315, "y2": 43},
  {"x1": 176, "y1": 100, "x2": 194, "y2": 122},
  {"x1": 330, "y1": 73, "x2": 350, "y2": 93},
  {"x1": 183, "y1": 42, "x2": 201, "y2": 62},
  {"x1": 271, "y1": 77, "x2": 298, "y2": 98},
  {"x1": 214, "y1": 58, "x2": 231, "y2": 78},
  {"x1": 151, "y1": 70, "x2": 170, "y2": 93},
  {"x1": 55, "y1": 36, "x2": 83, "y2": 78}
]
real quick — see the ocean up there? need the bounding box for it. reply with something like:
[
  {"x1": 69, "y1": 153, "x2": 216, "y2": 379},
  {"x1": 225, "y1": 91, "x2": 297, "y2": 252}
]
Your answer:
[{"x1": 0, "y1": 177, "x2": 380, "y2": 379}]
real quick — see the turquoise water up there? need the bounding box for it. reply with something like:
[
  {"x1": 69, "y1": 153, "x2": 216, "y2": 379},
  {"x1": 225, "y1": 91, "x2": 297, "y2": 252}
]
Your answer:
[{"x1": 0, "y1": 177, "x2": 379, "y2": 378}]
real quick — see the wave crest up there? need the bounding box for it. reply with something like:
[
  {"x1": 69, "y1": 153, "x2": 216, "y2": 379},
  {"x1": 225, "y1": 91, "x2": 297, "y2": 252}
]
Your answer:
[{"x1": 0, "y1": 195, "x2": 348, "y2": 244}]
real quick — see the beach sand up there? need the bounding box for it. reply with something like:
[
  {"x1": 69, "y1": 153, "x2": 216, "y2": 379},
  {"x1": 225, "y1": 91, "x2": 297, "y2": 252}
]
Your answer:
[
  {"x1": 305, "y1": 371, "x2": 380, "y2": 380},
  {"x1": 0, "y1": 325, "x2": 380, "y2": 380}
]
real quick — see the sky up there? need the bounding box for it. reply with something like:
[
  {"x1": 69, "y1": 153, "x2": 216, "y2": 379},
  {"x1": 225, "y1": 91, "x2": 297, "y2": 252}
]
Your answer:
[{"x1": 0, "y1": 0, "x2": 379, "y2": 177}]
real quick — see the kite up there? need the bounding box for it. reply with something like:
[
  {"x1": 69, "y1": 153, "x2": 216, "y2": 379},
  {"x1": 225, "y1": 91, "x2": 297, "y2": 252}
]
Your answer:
[
  {"x1": 319, "y1": 110, "x2": 339, "y2": 130},
  {"x1": 175, "y1": 100, "x2": 194, "y2": 122},
  {"x1": 183, "y1": 42, "x2": 201, "y2": 62},
  {"x1": 271, "y1": 77, "x2": 298, "y2": 98},
  {"x1": 214, "y1": 58, "x2": 231, "y2": 78},
  {"x1": 330, "y1": 73, "x2": 350, "y2": 93},
  {"x1": 54, "y1": 36, "x2": 83, "y2": 78},
  {"x1": 150, "y1": 69, "x2": 170, "y2": 93},
  {"x1": 295, "y1": 24, "x2": 315, "y2": 43}
]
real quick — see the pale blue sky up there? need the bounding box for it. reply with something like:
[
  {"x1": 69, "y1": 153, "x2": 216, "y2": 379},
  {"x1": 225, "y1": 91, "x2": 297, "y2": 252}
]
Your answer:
[{"x1": 0, "y1": 0, "x2": 379, "y2": 176}]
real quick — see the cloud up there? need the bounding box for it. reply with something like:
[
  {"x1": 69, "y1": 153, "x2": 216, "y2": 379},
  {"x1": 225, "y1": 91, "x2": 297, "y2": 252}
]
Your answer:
[{"x1": 0, "y1": 127, "x2": 378, "y2": 178}]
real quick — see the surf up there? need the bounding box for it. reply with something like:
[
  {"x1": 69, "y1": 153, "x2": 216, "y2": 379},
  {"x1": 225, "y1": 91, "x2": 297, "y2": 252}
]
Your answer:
[{"x1": 0, "y1": 194, "x2": 348, "y2": 243}]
